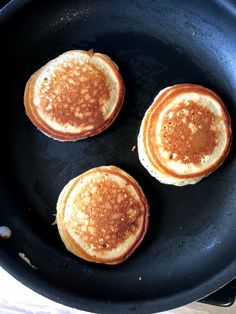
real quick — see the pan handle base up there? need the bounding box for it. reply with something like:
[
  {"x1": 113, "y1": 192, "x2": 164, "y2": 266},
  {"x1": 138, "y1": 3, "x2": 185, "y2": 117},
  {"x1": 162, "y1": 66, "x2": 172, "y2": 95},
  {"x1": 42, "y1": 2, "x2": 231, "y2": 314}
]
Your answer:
[{"x1": 199, "y1": 279, "x2": 236, "y2": 307}]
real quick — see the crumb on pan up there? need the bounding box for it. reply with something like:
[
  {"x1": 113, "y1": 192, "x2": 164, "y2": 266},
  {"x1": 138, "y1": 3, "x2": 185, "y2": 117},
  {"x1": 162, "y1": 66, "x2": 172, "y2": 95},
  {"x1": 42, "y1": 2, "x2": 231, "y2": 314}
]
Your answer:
[
  {"x1": 138, "y1": 276, "x2": 142, "y2": 281},
  {"x1": 131, "y1": 145, "x2": 136, "y2": 152},
  {"x1": 0, "y1": 226, "x2": 11, "y2": 239},
  {"x1": 51, "y1": 216, "x2": 57, "y2": 226},
  {"x1": 18, "y1": 252, "x2": 37, "y2": 269},
  {"x1": 88, "y1": 48, "x2": 94, "y2": 56}
]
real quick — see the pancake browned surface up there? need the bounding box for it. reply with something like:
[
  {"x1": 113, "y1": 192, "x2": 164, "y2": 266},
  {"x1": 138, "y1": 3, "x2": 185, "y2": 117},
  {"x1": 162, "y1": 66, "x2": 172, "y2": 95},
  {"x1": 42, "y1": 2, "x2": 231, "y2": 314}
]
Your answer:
[
  {"x1": 56, "y1": 166, "x2": 149, "y2": 264},
  {"x1": 24, "y1": 50, "x2": 125, "y2": 141},
  {"x1": 138, "y1": 84, "x2": 232, "y2": 186}
]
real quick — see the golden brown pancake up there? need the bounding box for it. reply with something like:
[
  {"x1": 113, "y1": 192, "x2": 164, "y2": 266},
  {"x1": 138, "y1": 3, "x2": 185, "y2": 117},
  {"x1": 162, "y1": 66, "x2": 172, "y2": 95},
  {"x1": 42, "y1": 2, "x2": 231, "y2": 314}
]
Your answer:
[
  {"x1": 24, "y1": 50, "x2": 125, "y2": 141},
  {"x1": 138, "y1": 84, "x2": 232, "y2": 186},
  {"x1": 56, "y1": 166, "x2": 149, "y2": 264}
]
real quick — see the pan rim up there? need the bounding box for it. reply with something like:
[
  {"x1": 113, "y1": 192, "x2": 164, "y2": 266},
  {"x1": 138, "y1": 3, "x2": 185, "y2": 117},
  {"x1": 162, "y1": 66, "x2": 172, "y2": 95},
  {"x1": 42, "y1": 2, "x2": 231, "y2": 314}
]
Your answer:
[{"x1": 1, "y1": 254, "x2": 236, "y2": 313}]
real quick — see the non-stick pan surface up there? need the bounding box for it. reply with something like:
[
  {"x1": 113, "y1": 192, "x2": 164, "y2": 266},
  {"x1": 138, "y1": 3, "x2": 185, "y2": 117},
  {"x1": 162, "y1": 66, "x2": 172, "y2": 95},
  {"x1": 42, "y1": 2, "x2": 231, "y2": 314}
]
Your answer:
[{"x1": 1, "y1": 0, "x2": 236, "y2": 313}]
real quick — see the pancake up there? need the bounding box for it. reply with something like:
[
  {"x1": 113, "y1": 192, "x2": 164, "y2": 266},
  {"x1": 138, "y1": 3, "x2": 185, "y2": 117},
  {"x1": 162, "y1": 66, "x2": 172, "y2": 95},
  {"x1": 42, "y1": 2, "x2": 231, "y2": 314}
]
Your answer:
[
  {"x1": 56, "y1": 166, "x2": 149, "y2": 264},
  {"x1": 138, "y1": 84, "x2": 232, "y2": 186},
  {"x1": 24, "y1": 50, "x2": 125, "y2": 141}
]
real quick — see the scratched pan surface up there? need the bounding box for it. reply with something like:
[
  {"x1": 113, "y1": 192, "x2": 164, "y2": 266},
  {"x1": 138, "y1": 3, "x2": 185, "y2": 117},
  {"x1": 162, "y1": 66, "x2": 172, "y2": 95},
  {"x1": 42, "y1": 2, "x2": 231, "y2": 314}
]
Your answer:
[{"x1": 0, "y1": 0, "x2": 236, "y2": 313}]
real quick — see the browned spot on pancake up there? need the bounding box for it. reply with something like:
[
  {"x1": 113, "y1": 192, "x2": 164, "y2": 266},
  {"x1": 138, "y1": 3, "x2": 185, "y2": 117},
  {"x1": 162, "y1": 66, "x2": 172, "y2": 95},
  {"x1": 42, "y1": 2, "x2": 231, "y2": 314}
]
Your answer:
[
  {"x1": 70, "y1": 176, "x2": 144, "y2": 252},
  {"x1": 161, "y1": 100, "x2": 219, "y2": 164},
  {"x1": 39, "y1": 61, "x2": 110, "y2": 128}
]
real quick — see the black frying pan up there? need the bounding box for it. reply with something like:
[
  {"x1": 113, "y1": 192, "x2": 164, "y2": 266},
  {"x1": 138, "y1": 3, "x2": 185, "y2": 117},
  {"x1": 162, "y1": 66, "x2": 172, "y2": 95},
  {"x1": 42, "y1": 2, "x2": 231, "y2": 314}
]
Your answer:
[{"x1": 1, "y1": 0, "x2": 236, "y2": 313}]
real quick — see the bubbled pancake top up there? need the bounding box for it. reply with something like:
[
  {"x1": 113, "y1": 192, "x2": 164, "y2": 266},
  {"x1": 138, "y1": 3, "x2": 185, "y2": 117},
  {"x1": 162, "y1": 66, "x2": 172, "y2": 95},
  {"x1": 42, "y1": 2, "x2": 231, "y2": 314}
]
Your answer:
[
  {"x1": 67, "y1": 172, "x2": 144, "y2": 252},
  {"x1": 38, "y1": 59, "x2": 110, "y2": 132},
  {"x1": 160, "y1": 100, "x2": 219, "y2": 165}
]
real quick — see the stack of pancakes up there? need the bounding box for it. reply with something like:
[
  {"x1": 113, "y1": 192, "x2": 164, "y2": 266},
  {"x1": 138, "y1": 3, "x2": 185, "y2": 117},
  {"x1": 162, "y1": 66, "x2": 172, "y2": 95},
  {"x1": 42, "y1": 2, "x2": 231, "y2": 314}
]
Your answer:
[
  {"x1": 24, "y1": 50, "x2": 125, "y2": 141},
  {"x1": 56, "y1": 166, "x2": 149, "y2": 265},
  {"x1": 138, "y1": 84, "x2": 232, "y2": 186}
]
